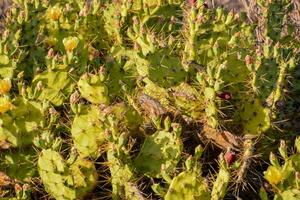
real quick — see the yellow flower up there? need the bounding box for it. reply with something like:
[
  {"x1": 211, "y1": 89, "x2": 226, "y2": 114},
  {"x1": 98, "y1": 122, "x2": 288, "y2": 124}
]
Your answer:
[
  {"x1": 47, "y1": 5, "x2": 62, "y2": 21},
  {"x1": 0, "y1": 79, "x2": 11, "y2": 95},
  {"x1": 0, "y1": 97, "x2": 13, "y2": 114},
  {"x1": 264, "y1": 166, "x2": 283, "y2": 185},
  {"x1": 63, "y1": 37, "x2": 79, "y2": 52}
]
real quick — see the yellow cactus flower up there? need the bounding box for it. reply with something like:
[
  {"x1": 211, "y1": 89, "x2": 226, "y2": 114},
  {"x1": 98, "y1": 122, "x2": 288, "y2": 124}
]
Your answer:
[
  {"x1": 47, "y1": 5, "x2": 62, "y2": 21},
  {"x1": 63, "y1": 37, "x2": 79, "y2": 52},
  {"x1": 0, "y1": 79, "x2": 11, "y2": 95},
  {"x1": 264, "y1": 166, "x2": 283, "y2": 185},
  {"x1": 0, "y1": 97, "x2": 13, "y2": 114}
]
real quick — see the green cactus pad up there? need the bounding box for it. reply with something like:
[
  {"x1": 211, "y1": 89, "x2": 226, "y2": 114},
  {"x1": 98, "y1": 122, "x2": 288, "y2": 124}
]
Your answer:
[
  {"x1": 32, "y1": 66, "x2": 74, "y2": 106},
  {"x1": 0, "y1": 54, "x2": 14, "y2": 79},
  {"x1": 211, "y1": 155, "x2": 230, "y2": 200},
  {"x1": 71, "y1": 105, "x2": 106, "y2": 158},
  {"x1": 256, "y1": 59, "x2": 280, "y2": 100},
  {"x1": 107, "y1": 147, "x2": 135, "y2": 200},
  {"x1": 109, "y1": 103, "x2": 142, "y2": 131},
  {"x1": 147, "y1": 49, "x2": 187, "y2": 87},
  {"x1": 78, "y1": 73, "x2": 109, "y2": 105},
  {"x1": 0, "y1": 97, "x2": 44, "y2": 148},
  {"x1": 165, "y1": 171, "x2": 210, "y2": 200},
  {"x1": 107, "y1": 131, "x2": 144, "y2": 200},
  {"x1": 38, "y1": 149, "x2": 97, "y2": 200},
  {"x1": 134, "y1": 123, "x2": 182, "y2": 178},
  {"x1": 240, "y1": 98, "x2": 271, "y2": 135},
  {"x1": 142, "y1": 78, "x2": 170, "y2": 107},
  {"x1": 171, "y1": 83, "x2": 204, "y2": 119}
]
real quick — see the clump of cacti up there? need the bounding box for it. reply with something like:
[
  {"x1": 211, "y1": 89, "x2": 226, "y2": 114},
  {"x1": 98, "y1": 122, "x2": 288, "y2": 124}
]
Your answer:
[
  {"x1": 0, "y1": 0, "x2": 300, "y2": 199},
  {"x1": 262, "y1": 137, "x2": 300, "y2": 200}
]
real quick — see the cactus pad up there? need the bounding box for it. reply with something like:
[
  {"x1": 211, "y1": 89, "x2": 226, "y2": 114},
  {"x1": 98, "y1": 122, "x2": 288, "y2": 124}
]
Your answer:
[
  {"x1": 134, "y1": 120, "x2": 182, "y2": 178},
  {"x1": 38, "y1": 149, "x2": 97, "y2": 200}
]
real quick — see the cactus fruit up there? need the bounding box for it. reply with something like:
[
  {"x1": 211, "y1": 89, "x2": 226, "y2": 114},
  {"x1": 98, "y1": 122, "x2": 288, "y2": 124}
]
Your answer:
[
  {"x1": 134, "y1": 117, "x2": 182, "y2": 178},
  {"x1": 38, "y1": 149, "x2": 97, "y2": 200}
]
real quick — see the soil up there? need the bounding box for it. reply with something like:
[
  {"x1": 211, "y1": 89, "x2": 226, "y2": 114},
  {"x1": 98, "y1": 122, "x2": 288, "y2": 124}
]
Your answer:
[{"x1": 207, "y1": 0, "x2": 246, "y2": 11}]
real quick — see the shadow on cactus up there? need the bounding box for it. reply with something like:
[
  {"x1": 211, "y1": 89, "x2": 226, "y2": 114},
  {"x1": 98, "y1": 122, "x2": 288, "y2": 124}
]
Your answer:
[{"x1": 0, "y1": 148, "x2": 37, "y2": 182}]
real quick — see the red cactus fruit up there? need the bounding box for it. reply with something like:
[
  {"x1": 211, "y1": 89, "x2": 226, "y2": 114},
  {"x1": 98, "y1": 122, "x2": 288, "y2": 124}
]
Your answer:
[
  {"x1": 224, "y1": 150, "x2": 236, "y2": 165},
  {"x1": 218, "y1": 92, "x2": 232, "y2": 100},
  {"x1": 188, "y1": 0, "x2": 196, "y2": 6}
]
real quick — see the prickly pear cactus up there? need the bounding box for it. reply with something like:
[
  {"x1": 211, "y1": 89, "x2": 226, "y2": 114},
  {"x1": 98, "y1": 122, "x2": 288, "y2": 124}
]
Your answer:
[
  {"x1": 107, "y1": 144, "x2": 144, "y2": 200},
  {"x1": 71, "y1": 105, "x2": 106, "y2": 158},
  {"x1": 239, "y1": 98, "x2": 271, "y2": 135},
  {"x1": 164, "y1": 146, "x2": 211, "y2": 200},
  {"x1": 78, "y1": 72, "x2": 109, "y2": 105},
  {"x1": 211, "y1": 153, "x2": 231, "y2": 200},
  {"x1": 134, "y1": 117, "x2": 183, "y2": 178},
  {"x1": 165, "y1": 170, "x2": 210, "y2": 200},
  {"x1": 0, "y1": 0, "x2": 300, "y2": 199},
  {"x1": 109, "y1": 102, "x2": 142, "y2": 131},
  {"x1": 140, "y1": 77, "x2": 170, "y2": 108},
  {"x1": 146, "y1": 49, "x2": 187, "y2": 87},
  {"x1": 31, "y1": 65, "x2": 74, "y2": 106},
  {"x1": 106, "y1": 114, "x2": 145, "y2": 200},
  {"x1": 0, "y1": 97, "x2": 44, "y2": 148},
  {"x1": 38, "y1": 149, "x2": 97, "y2": 200},
  {"x1": 170, "y1": 82, "x2": 204, "y2": 119},
  {"x1": 263, "y1": 138, "x2": 300, "y2": 200}
]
